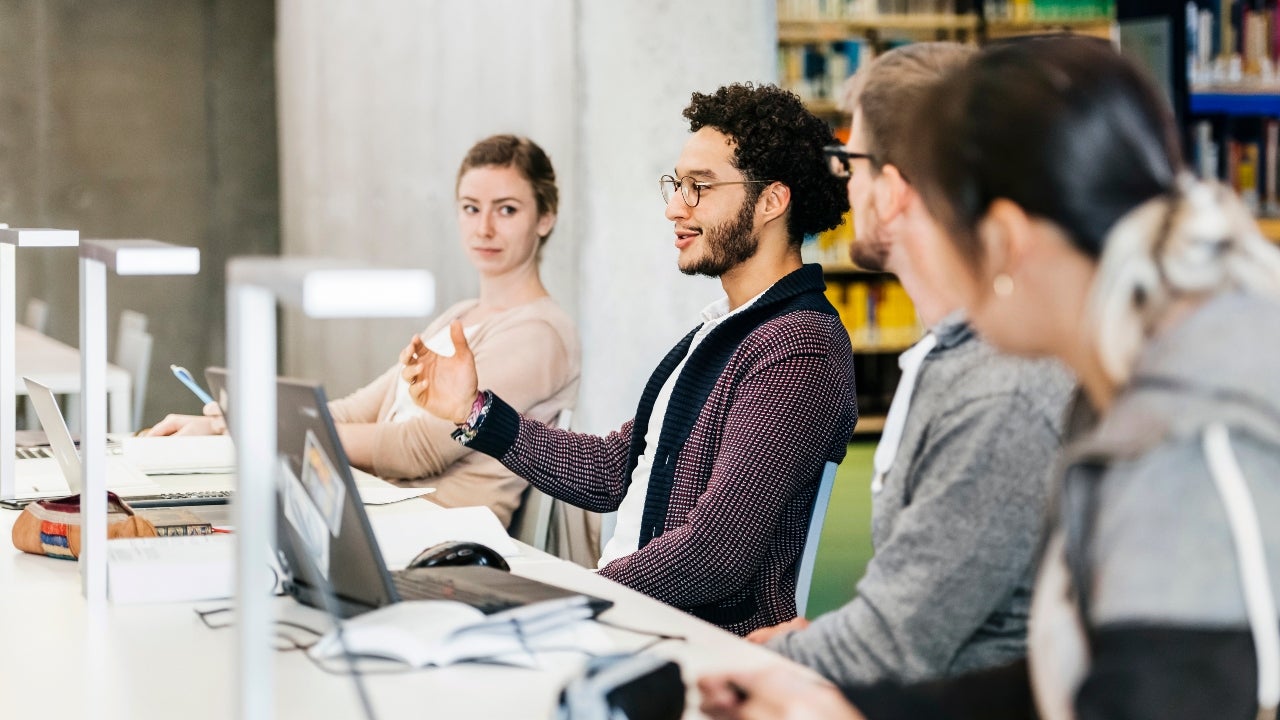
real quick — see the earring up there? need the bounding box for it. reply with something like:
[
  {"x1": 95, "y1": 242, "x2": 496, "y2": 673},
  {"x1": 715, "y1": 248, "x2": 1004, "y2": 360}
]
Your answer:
[{"x1": 993, "y1": 273, "x2": 1015, "y2": 297}]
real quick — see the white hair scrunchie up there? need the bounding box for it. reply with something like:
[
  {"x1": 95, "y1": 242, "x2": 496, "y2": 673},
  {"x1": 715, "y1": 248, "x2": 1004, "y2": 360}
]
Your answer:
[{"x1": 1089, "y1": 173, "x2": 1280, "y2": 386}]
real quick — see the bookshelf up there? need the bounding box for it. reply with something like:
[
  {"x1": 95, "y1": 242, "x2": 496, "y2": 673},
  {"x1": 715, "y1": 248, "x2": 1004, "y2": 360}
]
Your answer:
[
  {"x1": 1257, "y1": 217, "x2": 1280, "y2": 241},
  {"x1": 1173, "y1": 0, "x2": 1280, "y2": 243},
  {"x1": 806, "y1": 218, "x2": 922, "y2": 436},
  {"x1": 780, "y1": 15, "x2": 979, "y2": 42},
  {"x1": 1189, "y1": 89, "x2": 1280, "y2": 117},
  {"x1": 780, "y1": 1, "x2": 1112, "y2": 437}
]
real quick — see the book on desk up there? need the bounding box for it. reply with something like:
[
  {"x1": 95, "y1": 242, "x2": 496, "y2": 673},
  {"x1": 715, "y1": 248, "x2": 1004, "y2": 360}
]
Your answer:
[{"x1": 135, "y1": 507, "x2": 213, "y2": 536}]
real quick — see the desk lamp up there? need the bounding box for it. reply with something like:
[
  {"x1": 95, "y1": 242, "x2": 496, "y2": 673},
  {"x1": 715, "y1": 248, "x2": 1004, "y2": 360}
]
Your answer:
[
  {"x1": 79, "y1": 240, "x2": 200, "y2": 604},
  {"x1": 0, "y1": 227, "x2": 80, "y2": 502},
  {"x1": 226, "y1": 258, "x2": 433, "y2": 720}
]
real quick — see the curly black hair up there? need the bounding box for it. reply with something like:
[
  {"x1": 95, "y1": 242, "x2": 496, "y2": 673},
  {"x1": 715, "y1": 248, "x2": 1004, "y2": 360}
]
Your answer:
[{"x1": 683, "y1": 83, "x2": 849, "y2": 245}]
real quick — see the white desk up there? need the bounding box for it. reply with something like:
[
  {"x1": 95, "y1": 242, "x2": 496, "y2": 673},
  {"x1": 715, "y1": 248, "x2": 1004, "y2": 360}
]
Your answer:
[
  {"x1": 0, "y1": 483, "x2": 795, "y2": 719},
  {"x1": 16, "y1": 323, "x2": 132, "y2": 433}
]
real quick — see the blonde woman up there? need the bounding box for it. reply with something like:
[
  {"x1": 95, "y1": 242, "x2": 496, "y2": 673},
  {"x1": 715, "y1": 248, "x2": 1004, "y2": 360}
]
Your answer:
[{"x1": 152, "y1": 135, "x2": 581, "y2": 533}]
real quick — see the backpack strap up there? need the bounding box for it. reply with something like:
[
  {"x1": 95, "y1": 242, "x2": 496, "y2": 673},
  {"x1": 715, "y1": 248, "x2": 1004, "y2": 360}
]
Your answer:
[{"x1": 1203, "y1": 423, "x2": 1279, "y2": 720}]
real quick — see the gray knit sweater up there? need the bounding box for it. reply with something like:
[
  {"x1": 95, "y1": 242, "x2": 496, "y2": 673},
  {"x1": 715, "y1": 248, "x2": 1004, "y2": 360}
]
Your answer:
[{"x1": 768, "y1": 318, "x2": 1074, "y2": 685}]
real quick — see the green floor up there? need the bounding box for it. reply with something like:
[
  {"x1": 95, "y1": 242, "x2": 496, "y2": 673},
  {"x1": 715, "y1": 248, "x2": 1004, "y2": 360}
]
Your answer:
[{"x1": 804, "y1": 442, "x2": 876, "y2": 619}]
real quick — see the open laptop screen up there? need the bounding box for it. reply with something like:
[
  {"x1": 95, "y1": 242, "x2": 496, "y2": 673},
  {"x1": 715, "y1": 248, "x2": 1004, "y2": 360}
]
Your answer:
[{"x1": 271, "y1": 377, "x2": 401, "y2": 614}]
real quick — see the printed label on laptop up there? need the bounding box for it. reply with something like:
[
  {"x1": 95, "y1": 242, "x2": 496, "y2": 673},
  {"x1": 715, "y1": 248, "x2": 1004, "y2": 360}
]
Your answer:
[
  {"x1": 281, "y1": 457, "x2": 331, "y2": 579},
  {"x1": 302, "y1": 428, "x2": 345, "y2": 537}
]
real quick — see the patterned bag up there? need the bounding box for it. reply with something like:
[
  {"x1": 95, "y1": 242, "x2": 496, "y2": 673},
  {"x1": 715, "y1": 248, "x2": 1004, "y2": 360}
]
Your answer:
[{"x1": 11, "y1": 492, "x2": 157, "y2": 559}]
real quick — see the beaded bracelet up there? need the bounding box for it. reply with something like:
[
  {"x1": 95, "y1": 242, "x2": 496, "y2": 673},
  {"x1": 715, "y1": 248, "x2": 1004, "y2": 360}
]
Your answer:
[{"x1": 451, "y1": 390, "x2": 493, "y2": 446}]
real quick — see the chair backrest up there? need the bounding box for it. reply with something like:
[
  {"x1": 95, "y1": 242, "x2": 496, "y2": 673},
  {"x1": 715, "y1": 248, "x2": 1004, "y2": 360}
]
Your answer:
[
  {"x1": 24, "y1": 298, "x2": 49, "y2": 334},
  {"x1": 114, "y1": 328, "x2": 153, "y2": 431},
  {"x1": 116, "y1": 309, "x2": 148, "y2": 356},
  {"x1": 795, "y1": 460, "x2": 840, "y2": 618},
  {"x1": 508, "y1": 409, "x2": 571, "y2": 552}
]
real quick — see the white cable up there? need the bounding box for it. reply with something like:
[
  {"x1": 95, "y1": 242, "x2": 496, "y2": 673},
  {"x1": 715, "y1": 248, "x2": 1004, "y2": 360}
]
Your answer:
[{"x1": 1203, "y1": 423, "x2": 1279, "y2": 719}]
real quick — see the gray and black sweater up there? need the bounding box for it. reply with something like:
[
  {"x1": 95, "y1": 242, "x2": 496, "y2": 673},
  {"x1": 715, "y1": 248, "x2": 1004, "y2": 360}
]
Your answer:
[
  {"x1": 845, "y1": 291, "x2": 1280, "y2": 720},
  {"x1": 465, "y1": 264, "x2": 859, "y2": 635},
  {"x1": 768, "y1": 318, "x2": 1073, "y2": 684}
]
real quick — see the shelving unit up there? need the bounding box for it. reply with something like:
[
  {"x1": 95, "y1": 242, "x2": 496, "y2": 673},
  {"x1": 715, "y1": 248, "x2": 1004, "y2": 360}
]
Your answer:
[
  {"x1": 1189, "y1": 89, "x2": 1280, "y2": 117},
  {"x1": 779, "y1": 14, "x2": 979, "y2": 43},
  {"x1": 983, "y1": 15, "x2": 1114, "y2": 38},
  {"x1": 1257, "y1": 217, "x2": 1280, "y2": 242},
  {"x1": 820, "y1": 261, "x2": 888, "y2": 279},
  {"x1": 780, "y1": 2, "x2": 1111, "y2": 439},
  {"x1": 853, "y1": 415, "x2": 887, "y2": 435},
  {"x1": 1184, "y1": 96, "x2": 1280, "y2": 244}
]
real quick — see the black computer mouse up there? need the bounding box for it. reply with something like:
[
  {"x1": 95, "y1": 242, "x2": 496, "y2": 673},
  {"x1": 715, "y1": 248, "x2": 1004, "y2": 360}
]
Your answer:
[{"x1": 407, "y1": 540, "x2": 511, "y2": 572}]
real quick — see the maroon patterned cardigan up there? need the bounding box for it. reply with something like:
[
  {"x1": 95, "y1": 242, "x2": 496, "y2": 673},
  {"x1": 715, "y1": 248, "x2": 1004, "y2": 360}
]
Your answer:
[{"x1": 465, "y1": 265, "x2": 858, "y2": 635}]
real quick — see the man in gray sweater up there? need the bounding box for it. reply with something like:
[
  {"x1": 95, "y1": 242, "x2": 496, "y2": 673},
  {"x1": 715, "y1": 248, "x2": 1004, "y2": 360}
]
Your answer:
[{"x1": 749, "y1": 43, "x2": 1075, "y2": 685}]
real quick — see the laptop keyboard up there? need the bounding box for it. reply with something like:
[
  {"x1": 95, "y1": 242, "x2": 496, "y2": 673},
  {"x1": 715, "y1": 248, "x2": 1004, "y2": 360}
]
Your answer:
[
  {"x1": 15, "y1": 443, "x2": 124, "y2": 460},
  {"x1": 391, "y1": 571, "x2": 517, "y2": 613}
]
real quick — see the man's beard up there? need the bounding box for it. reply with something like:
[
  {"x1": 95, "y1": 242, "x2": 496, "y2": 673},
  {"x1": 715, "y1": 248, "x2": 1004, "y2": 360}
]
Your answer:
[{"x1": 680, "y1": 194, "x2": 760, "y2": 278}]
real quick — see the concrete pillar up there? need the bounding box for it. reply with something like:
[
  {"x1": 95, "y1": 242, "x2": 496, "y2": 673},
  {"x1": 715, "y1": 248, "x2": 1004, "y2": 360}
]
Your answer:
[
  {"x1": 274, "y1": 0, "x2": 777, "y2": 431},
  {"x1": 276, "y1": 0, "x2": 580, "y2": 395},
  {"x1": 574, "y1": 1, "x2": 776, "y2": 432}
]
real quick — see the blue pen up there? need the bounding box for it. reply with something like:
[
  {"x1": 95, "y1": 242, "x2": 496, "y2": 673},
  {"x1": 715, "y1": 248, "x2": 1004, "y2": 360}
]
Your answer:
[{"x1": 170, "y1": 364, "x2": 216, "y2": 406}]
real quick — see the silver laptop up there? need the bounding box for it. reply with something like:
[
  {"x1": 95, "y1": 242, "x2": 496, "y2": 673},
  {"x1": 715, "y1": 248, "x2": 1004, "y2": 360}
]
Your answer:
[
  {"x1": 17, "y1": 377, "x2": 152, "y2": 498},
  {"x1": 267, "y1": 374, "x2": 613, "y2": 620}
]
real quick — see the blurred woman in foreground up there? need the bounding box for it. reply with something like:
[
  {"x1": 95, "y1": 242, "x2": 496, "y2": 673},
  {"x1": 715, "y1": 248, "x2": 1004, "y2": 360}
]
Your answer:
[{"x1": 701, "y1": 36, "x2": 1280, "y2": 720}]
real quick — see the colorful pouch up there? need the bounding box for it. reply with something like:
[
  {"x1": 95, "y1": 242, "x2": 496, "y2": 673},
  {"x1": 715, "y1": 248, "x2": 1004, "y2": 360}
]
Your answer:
[{"x1": 12, "y1": 492, "x2": 157, "y2": 559}]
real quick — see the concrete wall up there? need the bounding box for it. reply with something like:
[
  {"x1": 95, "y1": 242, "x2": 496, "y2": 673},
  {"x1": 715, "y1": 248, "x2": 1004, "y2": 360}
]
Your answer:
[
  {"x1": 276, "y1": 0, "x2": 777, "y2": 434},
  {"x1": 5, "y1": 1, "x2": 777, "y2": 435},
  {"x1": 0, "y1": 0, "x2": 279, "y2": 428},
  {"x1": 276, "y1": 0, "x2": 580, "y2": 398},
  {"x1": 574, "y1": 1, "x2": 777, "y2": 432}
]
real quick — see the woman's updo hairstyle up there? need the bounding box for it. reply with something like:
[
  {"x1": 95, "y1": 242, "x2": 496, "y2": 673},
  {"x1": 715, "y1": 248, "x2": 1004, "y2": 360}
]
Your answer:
[{"x1": 904, "y1": 36, "x2": 1280, "y2": 385}]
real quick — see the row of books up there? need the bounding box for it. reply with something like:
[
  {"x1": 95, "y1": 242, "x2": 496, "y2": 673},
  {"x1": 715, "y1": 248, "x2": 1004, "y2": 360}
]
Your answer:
[
  {"x1": 983, "y1": 0, "x2": 1113, "y2": 21},
  {"x1": 778, "y1": 0, "x2": 1109, "y2": 22},
  {"x1": 778, "y1": 0, "x2": 963, "y2": 20},
  {"x1": 779, "y1": 40, "x2": 876, "y2": 104},
  {"x1": 803, "y1": 216, "x2": 923, "y2": 349},
  {"x1": 1188, "y1": 0, "x2": 1280, "y2": 86},
  {"x1": 803, "y1": 212, "x2": 857, "y2": 265},
  {"x1": 1193, "y1": 118, "x2": 1280, "y2": 215},
  {"x1": 826, "y1": 278, "x2": 922, "y2": 350}
]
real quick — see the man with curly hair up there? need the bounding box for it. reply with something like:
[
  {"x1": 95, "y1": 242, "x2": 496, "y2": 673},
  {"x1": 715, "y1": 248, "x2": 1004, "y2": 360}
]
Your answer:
[{"x1": 400, "y1": 82, "x2": 857, "y2": 636}]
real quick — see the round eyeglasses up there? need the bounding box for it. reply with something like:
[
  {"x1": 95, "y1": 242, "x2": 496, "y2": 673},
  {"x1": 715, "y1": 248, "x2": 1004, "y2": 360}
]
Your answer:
[
  {"x1": 824, "y1": 145, "x2": 877, "y2": 179},
  {"x1": 659, "y1": 174, "x2": 775, "y2": 207}
]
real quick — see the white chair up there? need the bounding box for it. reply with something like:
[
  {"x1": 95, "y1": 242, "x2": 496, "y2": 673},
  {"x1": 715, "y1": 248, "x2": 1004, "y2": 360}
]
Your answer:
[
  {"x1": 114, "y1": 327, "x2": 153, "y2": 432},
  {"x1": 116, "y1": 309, "x2": 147, "y2": 354},
  {"x1": 508, "y1": 410, "x2": 571, "y2": 553},
  {"x1": 795, "y1": 460, "x2": 840, "y2": 618},
  {"x1": 23, "y1": 298, "x2": 49, "y2": 333}
]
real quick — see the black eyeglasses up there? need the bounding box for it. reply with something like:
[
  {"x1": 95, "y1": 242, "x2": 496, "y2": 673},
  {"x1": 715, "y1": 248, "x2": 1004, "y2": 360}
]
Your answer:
[
  {"x1": 659, "y1": 174, "x2": 775, "y2": 207},
  {"x1": 824, "y1": 145, "x2": 876, "y2": 179}
]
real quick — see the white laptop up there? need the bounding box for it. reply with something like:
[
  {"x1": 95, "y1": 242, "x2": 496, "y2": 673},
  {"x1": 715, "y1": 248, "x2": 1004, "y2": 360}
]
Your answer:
[{"x1": 12, "y1": 377, "x2": 162, "y2": 501}]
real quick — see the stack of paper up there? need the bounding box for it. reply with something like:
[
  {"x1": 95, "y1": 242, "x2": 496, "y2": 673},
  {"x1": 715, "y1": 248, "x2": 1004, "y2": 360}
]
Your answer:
[
  {"x1": 122, "y1": 436, "x2": 236, "y2": 475},
  {"x1": 107, "y1": 534, "x2": 234, "y2": 604}
]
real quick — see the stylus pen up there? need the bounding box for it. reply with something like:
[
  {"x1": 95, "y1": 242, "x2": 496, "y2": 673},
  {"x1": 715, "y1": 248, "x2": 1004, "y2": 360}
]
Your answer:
[{"x1": 170, "y1": 364, "x2": 216, "y2": 406}]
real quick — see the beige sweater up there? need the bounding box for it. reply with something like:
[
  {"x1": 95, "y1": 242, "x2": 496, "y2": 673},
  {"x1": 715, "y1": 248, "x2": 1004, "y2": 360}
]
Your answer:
[{"x1": 328, "y1": 296, "x2": 580, "y2": 528}]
